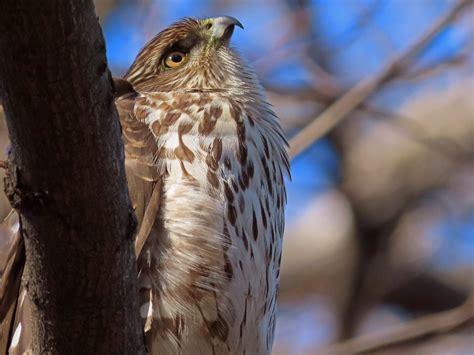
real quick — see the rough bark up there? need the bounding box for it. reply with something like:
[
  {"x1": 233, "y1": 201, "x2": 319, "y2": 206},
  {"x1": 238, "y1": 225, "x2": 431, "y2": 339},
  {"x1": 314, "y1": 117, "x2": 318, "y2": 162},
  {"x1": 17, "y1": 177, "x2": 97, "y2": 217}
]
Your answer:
[{"x1": 0, "y1": 1, "x2": 145, "y2": 354}]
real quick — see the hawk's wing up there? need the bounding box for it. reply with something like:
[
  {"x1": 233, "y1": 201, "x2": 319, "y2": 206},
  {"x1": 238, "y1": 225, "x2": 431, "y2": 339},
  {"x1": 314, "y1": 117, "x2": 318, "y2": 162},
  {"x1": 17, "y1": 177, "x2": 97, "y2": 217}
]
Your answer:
[
  {"x1": 115, "y1": 78, "x2": 167, "y2": 348},
  {"x1": 114, "y1": 77, "x2": 162, "y2": 258},
  {"x1": 0, "y1": 77, "x2": 162, "y2": 353}
]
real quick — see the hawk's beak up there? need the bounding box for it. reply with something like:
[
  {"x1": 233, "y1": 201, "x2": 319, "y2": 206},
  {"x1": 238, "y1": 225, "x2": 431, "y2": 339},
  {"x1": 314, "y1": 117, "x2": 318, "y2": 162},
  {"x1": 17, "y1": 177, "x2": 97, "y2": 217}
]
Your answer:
[{"x1": 206, "y1": 16, "x2": 243, "y2": 44}]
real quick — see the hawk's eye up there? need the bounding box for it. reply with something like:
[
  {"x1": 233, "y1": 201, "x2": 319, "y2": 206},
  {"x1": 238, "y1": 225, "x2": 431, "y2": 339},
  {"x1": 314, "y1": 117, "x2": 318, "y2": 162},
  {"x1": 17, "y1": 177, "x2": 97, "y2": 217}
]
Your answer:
[{"x1": 164, "y1": 51, "x2": 187, "y2": 68}]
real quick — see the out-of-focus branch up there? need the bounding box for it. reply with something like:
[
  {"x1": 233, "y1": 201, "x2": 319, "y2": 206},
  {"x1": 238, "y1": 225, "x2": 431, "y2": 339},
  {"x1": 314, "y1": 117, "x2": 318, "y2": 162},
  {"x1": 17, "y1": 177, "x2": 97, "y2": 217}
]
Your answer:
[
  {"x1": 401, "y1": 51, "x2": 471, "y2": 81},
  {"x1": 0, "y1": 160, "x2": 6, "y2": 170},
  {"x1": 321, "y1": 295, "x2": 474, "y2": 354},
  {"x1": 269, "y1": 83, "x2": 470, "y2": 161},
  {"x1": 288, "y1": 0, "x2": 472, "y2": 159}
]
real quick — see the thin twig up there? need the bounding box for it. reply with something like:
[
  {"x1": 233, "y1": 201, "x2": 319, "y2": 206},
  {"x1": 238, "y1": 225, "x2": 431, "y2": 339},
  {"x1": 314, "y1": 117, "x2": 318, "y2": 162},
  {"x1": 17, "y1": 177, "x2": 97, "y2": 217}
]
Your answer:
[
  {"x1": 320, "y1": 295, "x2": 474, "y2": 354},
  {"x1": 288, "y1": 0, "x2": 472, "y2": 159},
  {"x1": 269, "y1": 83, "x2": 471, "y2": 161},
  {"x1": 402, "y1": 51, "x2": 470, "y2": 81},
  {"x1": 0, "y1": 160, "x2": 6, "y2": 170}
]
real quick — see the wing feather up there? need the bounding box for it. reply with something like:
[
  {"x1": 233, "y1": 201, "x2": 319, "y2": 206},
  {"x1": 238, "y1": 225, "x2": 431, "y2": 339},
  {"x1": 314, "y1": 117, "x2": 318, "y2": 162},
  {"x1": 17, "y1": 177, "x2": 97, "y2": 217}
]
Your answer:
[
  {"x1": 0, "y1": 211, "x2": 25, "y2": 355},
  {"x1": 115, "y1": 79, "x2": 163, "y2": 263}
]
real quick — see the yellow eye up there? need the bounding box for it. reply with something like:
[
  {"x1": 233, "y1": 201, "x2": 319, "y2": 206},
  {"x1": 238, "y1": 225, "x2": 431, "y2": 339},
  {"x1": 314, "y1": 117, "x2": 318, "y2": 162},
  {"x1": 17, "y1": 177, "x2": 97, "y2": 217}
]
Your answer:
[{"x1": 164, "y1": 51, "x2": 187, "y2": 68}]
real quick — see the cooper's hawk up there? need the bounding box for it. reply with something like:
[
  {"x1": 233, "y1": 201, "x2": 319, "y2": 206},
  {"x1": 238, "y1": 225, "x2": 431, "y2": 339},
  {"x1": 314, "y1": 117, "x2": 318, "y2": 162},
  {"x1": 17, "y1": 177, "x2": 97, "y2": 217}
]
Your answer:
[{"x1": 1, "y1": 16, "x2": 289, "y2": 354}]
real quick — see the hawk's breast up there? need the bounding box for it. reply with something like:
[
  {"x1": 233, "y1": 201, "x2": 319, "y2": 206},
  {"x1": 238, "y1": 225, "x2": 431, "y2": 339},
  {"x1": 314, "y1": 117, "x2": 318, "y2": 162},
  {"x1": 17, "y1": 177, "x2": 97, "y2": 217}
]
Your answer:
[{"x1": 133, "y1": 90, "x2": 288, "y2": 355}]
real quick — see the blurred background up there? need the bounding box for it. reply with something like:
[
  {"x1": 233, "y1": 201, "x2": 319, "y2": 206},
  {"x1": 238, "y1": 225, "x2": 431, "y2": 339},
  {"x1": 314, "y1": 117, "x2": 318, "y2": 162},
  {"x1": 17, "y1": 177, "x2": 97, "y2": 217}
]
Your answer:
[{"x1": 1, "y1": 0, "x2": 473, "y2": 353}]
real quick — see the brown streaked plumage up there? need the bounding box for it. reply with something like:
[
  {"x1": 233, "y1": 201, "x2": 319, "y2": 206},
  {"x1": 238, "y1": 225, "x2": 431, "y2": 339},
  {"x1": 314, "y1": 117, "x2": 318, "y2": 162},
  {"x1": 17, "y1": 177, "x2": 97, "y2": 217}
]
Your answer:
[{"x1": 1, "y1": 16, "x2": 289, "y2": 355}]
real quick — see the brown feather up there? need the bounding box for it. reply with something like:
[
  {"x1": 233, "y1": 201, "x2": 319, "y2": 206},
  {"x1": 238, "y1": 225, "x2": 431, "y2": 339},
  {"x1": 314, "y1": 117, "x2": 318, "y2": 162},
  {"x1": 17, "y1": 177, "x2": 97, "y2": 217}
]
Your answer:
[
  {"x1": 134, "y1": 179, "x2": 162, "y2": 259},
  {"x1": 116, "y1": 85, "x2": 163, "y2": 256},
  {"x1": 0, "y1": 211, "x2": 24, "y2": 354}
]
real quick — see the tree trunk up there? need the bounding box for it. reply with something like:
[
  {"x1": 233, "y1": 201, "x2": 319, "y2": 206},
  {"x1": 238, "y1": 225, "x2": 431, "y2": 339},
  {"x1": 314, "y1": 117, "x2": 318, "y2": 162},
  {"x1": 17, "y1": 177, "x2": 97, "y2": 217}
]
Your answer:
[{"x1": 0, "y1": 1, "x2": 145, "y2": 354}]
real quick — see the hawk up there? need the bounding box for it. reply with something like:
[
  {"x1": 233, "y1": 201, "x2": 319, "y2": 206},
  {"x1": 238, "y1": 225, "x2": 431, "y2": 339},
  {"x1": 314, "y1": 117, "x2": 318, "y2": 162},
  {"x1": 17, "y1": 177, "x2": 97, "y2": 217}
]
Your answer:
[{"x1": 1, "y1": 16, "x2": 289, "y2": 354}]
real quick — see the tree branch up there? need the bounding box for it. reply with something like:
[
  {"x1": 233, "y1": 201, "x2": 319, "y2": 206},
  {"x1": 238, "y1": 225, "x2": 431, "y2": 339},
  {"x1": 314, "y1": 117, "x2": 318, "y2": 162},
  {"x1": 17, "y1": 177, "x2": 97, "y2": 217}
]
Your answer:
[
  {"x1": 321, "y1": 295, "x2": 474, "y2": 354},
  {"x1": 0, "y1": 1, "x2": 145, "y2": 354},
  {"x1": 288, "y1": 0, "x2": 472, "y2": 159}
]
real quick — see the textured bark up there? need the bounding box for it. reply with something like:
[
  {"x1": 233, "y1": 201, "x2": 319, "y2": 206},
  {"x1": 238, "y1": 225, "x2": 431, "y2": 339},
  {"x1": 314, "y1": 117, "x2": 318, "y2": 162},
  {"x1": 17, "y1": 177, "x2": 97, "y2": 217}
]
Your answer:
[{"x1": 0, "y1": 1, "x2": 145, "y2": 354}]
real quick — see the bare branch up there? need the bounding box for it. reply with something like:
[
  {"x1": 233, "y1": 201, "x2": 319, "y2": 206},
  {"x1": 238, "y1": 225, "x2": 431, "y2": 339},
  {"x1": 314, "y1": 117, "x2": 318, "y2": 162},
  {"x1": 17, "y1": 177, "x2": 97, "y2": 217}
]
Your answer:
[
  {"x1": 402, "y1": 51, "x2": 471, "y2": 81},
  {"x1": 267, "y1": 83, "x2": 470, "y2": 162},
  {"x1": 288, "y1": 0, "x2": 473, "y2": 159},
  {"x1": 321, "y1": 295, "x2": 474, "y2": 354}
]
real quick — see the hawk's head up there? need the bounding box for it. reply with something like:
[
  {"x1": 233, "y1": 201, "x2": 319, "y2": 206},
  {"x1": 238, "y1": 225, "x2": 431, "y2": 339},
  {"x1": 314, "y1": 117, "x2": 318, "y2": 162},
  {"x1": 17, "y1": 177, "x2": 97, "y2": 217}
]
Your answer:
[{"x1": 125, "y1": 17, "x2": 248, "y2": 92}]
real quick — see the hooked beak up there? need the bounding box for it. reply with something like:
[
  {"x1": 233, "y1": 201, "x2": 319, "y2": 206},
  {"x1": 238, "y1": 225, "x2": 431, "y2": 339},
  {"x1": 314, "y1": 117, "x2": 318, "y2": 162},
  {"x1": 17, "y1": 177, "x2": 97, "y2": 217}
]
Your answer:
[{"x1": 204, "y1": 16, "x2": 243, "y2": 44}]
